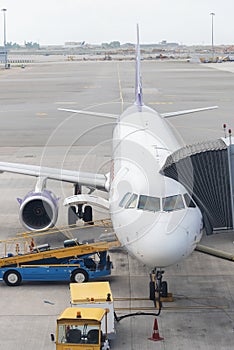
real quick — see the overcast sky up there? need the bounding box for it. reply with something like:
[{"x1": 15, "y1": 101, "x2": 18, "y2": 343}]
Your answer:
[{"x1": 0, "y1": 0, "x2": 234, "y2": 46}]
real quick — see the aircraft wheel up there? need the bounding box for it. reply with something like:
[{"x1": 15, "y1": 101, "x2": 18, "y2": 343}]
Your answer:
[
  {"x1": 3, "y1": 270, "x2": 22, "y2": 286},
  {"x1": 83, "y1": 205, "x2": 93, "y2": 224},
  {"x1": 161, "y1": 281, "x2": 168, "y2": 298},
  {"x1": 68, "y1": 206, "x2": 78, "y2": 225},
  {"x1": 149, "y1": 281, "x2": 155, "y2": 300},
  {"x1": 71, "y1": 268, "x2": 89, "y2": 283}
]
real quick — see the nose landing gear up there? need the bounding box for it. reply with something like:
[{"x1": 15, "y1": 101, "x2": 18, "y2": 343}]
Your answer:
[{"x1": 149, "y1": 269, "x2": 172, "y2": 314}]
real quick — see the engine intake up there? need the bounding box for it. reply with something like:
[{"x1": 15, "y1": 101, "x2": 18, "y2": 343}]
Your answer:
[{"x1": 17, "y1": 190, "x2": 59, "y2": 231}]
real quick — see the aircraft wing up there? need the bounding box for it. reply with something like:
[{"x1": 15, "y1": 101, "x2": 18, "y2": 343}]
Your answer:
[
  {"x1": 0, "y1": 162, "x2": 107, "y2": 191},
  {"x1": 161, "y1": 106, "x2": 218, "y2": 118}
]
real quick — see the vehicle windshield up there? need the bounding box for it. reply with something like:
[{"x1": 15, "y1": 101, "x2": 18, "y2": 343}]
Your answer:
[
  {"x1": 58, "y1": 324, "x2": 99, "y2": 345},
  {"x1": 137, "y1": 195, "x2": 160, "y2": 212},
  {"x1": 162, "y1": 194, "x2": 185, "y2": 212}
]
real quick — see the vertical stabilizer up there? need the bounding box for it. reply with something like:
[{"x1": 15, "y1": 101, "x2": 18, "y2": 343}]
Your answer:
[{"x1": 135, "y1": 24, "x2": 143, "y2": 108}]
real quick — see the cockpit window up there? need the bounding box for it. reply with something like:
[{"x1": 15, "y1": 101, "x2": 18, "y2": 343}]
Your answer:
[
  {"x1": 125, "y1": 193, "x2": 138, "y2": 209},
  {"x1": 162, "y1": 194, "x2": 185, "y2": 212},
  {"x1": 138, "y1": 195, "x2": 160, "y2": 212},
  {"x1": 184, "y1": 193, "x2": 196, "y2": 208},
  {"x1": 119, "y1": 192, "x2": 131, "y2": 208}
]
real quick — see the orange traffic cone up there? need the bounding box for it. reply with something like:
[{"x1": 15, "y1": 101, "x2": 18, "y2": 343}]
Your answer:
[{"x1": 148, "y1": 318, "x2": 164, "y2": 341}]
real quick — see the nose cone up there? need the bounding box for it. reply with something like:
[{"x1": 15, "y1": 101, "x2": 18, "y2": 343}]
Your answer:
[
  {"x1": 127, "y1": 224, "x2": 189, "y2": 267},
  {"x1": 114, "y1": 207, "x2": 203, "y2": 268}
]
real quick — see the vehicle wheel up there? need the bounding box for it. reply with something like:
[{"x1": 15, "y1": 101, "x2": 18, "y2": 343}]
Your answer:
[
  {"x1": 71, "y1": 269, "x2": 89, "y2": 283},
  {"x1": 161, "y1": 281, "x2": 168, "y2": 298},
  {"x1": 83, "y1": 205, "x2": 93, "y2": 224},
  {"x1": 3, "y1": 270, "x2": 22, "y2": 286},
  {"x1": 68, "y1": 206, "x2": 78, "y2": 225}
]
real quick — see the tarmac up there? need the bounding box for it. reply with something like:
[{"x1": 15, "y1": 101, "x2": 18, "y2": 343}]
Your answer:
[{"x1": 0, "y1": 58, "x2": 234, "y2": 349}]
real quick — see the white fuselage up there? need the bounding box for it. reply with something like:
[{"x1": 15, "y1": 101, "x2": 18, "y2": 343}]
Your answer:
[{"x1": 109, "y1": 105, "x2": 203, "y2": 268}]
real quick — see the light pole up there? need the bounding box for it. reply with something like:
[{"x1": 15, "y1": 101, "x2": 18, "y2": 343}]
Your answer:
[
  {"x1": 1, "y1": 8, "x2": 8, "y2": 68},
  {"x1": 210, "y1": 12, "x2": 215, "y2": 61}
]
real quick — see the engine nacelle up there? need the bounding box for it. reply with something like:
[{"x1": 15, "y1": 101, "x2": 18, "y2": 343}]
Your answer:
[{"x1": 17, "y1": 190, "x2": 59, "y2": 231}]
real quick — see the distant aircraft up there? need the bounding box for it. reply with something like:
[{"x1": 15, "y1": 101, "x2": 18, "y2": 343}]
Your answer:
[{"x1": 0, "y1": 26, "x2": 218, "y2": 296}]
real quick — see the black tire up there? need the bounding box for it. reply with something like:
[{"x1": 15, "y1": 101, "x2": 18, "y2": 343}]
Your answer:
[
  {"x1": 68, "y1": 206, "x2": 78, "y2": 225},
  {"x1": 3, "y1": 270, "x2": 22, "y2": 286},
  {"x1": 149, "y1": 281, "x2": 155, "y2": 300},
  {"x1": 161, "y1": 281, "x2": 168, "y2": 298},
  {"x1": 70, "y1": 268, "x2": 89, "y2": 283},
  {"x1": 83, "y1": 205, "x2": 93, "y2": 224}
]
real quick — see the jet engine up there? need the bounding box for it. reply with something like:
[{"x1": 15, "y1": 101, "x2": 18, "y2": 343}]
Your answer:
[{"x1": 17, "y1": 189, "x2": 59, "y2": 231}]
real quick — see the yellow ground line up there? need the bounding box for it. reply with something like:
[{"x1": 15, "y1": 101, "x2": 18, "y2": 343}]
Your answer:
[
  {"x1": 35, "y1": 112, "x2": 48, "y2": 116},
  {"x1": 115, "y1": 305, "x2": 228, "y2": 311},
  {"x1": 117, "y1": 63, "x2": 124, "y2": 113},
  {"x1": 82, "y1": 85, "x2": 100, "y2": 89},
  {"x1": 148, "y1": 102, "x2": 173, "y2": 105},
  {"x1": 114, "y1": 297, "x2": 150, "y2": 301},
  {"x1": 54, "y1": 102, "x2": 78, "y2": 105},
  {"x1": 114, "y1": 296, "x2": 218, "y2": 301}
]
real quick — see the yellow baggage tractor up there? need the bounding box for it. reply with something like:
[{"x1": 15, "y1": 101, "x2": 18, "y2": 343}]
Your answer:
[{"x1": 51, "y1": 307, "x2": 111, "y2": 350}]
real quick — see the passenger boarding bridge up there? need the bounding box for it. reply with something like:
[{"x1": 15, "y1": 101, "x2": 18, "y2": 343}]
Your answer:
[{"x1": 161, "y1": 137, "x2": 234, "y2": 234}]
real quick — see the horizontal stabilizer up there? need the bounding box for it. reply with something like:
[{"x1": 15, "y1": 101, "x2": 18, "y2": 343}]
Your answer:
[
  {"x1": 162, "y1": 106, "x2": 218, "y2": 118},
  {"x1": 58, "y1": 108, "x2": 117, "y2": 119}
]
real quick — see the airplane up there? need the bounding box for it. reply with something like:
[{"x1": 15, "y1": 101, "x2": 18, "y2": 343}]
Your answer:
[{"x1": 0, "y1": 25, "x2": 218, "y2": 300}]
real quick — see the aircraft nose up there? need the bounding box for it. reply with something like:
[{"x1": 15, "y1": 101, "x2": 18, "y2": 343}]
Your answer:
[{"x1": 131, "y1": 224, "x2": 189, "y2": 268}]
